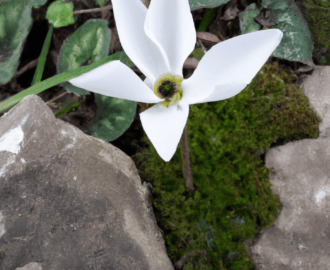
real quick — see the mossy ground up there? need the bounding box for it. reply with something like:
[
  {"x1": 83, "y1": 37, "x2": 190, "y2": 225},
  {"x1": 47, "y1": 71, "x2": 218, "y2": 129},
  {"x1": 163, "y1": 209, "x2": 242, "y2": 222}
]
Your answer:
[
  {"x1": 302, "y1": 0, "x2": 330, "y2": 64},
  {"x1": 132, "y1": 62, "x2": 320, "y2": 269}
]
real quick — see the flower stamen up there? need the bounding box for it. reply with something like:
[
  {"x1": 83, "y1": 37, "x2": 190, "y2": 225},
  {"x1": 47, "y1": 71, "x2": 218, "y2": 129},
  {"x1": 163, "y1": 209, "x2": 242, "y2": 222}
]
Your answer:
[{"x1": 154, "y1": 73, "x2": 183, "y2": 108}]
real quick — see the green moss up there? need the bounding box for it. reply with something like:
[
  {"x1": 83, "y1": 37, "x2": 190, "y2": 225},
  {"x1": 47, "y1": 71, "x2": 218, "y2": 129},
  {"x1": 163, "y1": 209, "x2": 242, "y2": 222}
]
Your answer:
[
  {"x1": 313, "y1": 0, "x2": 330, "y2": 8},
  {"x1": 302, "y1": 0, "x2": 330, "y2": 64},
  {"x1": 301, "y1": 0, "x2": 330, "y2": 64},
  {"x1": 132, "y1": 63, "x2": 320, "y2": 269}
]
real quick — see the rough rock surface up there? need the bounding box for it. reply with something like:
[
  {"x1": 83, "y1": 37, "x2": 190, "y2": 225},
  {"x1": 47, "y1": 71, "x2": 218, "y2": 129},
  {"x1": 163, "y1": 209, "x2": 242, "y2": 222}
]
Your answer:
[
  {"x1": 0, "y1": 95, "x2": 174, "y2": 270},
  {"x1": 247, "y1": 66, "x2": 330, "y2": 269},
  {"x1": 15, "y1": 262, "x2": 42, "y2": 270}
]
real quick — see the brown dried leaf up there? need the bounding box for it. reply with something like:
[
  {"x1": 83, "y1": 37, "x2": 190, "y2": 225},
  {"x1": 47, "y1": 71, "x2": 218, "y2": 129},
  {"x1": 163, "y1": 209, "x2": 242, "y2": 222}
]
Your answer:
[
  {"x1": 254, "y1": 10, "x2": 275, "y2": 28},
  {"x1": 196, "y1": 32, "x2": 220, "y2": 44},
  {"x1": 183, "y1": 57, "x2": 199, "y2": 69}
]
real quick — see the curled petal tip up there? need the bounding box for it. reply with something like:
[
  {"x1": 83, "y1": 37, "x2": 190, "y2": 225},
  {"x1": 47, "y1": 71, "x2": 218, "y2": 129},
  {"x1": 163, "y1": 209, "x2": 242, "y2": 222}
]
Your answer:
[{"x1": 270, "y1": 28, "x2": 284, "y2": 41}]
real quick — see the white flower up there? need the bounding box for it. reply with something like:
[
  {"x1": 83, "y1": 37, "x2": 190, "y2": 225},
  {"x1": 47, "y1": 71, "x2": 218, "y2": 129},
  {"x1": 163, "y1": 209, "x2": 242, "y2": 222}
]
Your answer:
[{"x1": 69, "y1": 0, "x2": 283, "y2": 162}]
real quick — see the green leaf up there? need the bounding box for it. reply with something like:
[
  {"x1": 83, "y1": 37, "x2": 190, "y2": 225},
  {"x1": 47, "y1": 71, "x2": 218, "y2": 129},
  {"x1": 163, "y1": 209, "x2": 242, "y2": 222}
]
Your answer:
[
  {"x1": 197, "y1": 8, "x2": 217, "y2": 32},
  {"x1": 0, "y1": 0, "x2": 34, "y2": 84},
  {"x1": 46, "y1": 0, "x2": 75, "y2": 28},
  {"x1": 54, "y1": 99, "x2": 81, "y2": 118},
  {"x1": 94, "y1": 0, "x2": 109, "y2": 7},
  {"x1": 189, "y1": 0, "x2": 230, "y2": 11},
  {"x1": 262, "y1": 0, "x2": 313, "y2": 62},
  {"x1": 0, "y1": 53, "x2": 123, "y2": 114},
  {"x1": 32, "y1": 25, "x2": 53, "y2": 85},
  {"x1": 239, "y1": 3, "x2": 261, "y2": 34},
  {"x1": 88, "y1": 94, "x2": 137, "y2": 142},
  {"x1": 87, "y1": 50, "x2": 136, "y2": 142},
  {"x1": 192, "y1": 48, "x2": 205, "y2": 61},
  {"x1": 57, "y1": 19, "x2": 111, "y2": 95},
  {"x1": 262, "y1": 0, "x2": 290, "y2": 9},
  {"x1": 110, "y1": 50, "x2": 135, "y2": 67},
  {"x1": 33, "y1": 0, "x2": 48, "y2": 9}
]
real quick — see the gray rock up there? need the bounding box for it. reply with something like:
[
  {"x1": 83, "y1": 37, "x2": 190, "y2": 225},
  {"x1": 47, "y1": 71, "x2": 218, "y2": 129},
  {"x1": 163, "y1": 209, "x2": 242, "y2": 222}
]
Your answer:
[
  {"x1": 247, "y1": 66, "x2": 330, "y2": 269},
  {"x1": 302, "y1": 66, "x2": 330, "y2": 138},
  {"x1": 15, "y1": 262, "x2": 42, "y2": 270},
  {"x1": 0, "y1": 95, "x2": 174, "y2": 270}
]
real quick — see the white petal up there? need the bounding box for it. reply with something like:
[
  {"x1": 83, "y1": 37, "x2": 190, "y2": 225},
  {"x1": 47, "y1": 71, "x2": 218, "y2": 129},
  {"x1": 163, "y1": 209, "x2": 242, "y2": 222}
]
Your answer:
[
  {"x1": 69, "y1": 60, "x2": 162, "y2": 103},
  {"x1": 189, "y1": 83, "x2": 248, "y2": 104},
  {"x1": 140, "y1": 99, "x2": 189, "y2": 162},
  {"x1": 181, "y1": 79, "x2": 215, "y2": 105},
  {"x1": 144, "y1": 0, "x2": 196, "y2": 77},
  {"x1": 183, "y1": 29, "x2": 283, "y2": 104},
  {"x1": 112, "y1": 0, "x2": 169, "y2": 83},
  {"x1": 144, "y1": 77, "x2": 153, "y2": 90}
]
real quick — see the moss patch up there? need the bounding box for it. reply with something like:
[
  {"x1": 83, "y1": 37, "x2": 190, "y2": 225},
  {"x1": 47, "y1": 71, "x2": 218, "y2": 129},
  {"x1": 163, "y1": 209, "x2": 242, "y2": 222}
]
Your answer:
[
  {"x1": 302, "y1": 0, "x2": 330, "y2": 64},
  {"x1": 303, "y1": 0, "x2": 330, "y2": 47},
  {"x1": 132, "y1": 62, "x2": 320, "y2": 269}
]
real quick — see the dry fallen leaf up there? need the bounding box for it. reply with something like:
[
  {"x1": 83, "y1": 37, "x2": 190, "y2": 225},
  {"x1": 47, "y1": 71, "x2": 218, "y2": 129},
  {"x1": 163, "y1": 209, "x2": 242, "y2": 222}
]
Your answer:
[
  {"x1": 183, "y1": 57, "x2": 199, "y2": 69},
  {"x1": 254, "y1": 10, "x2": 275, "y2": 28},
  {"x1": 196, "y1": 32, "x2": 220, "y2": 44}
]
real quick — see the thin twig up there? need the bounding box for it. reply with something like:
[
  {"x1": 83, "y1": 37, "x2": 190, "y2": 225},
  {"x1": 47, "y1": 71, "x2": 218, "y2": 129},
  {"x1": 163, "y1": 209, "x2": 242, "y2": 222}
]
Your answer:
[
  {"x1": 180, "y1": 124, "x2": 194, "y2": 192},
  {"x1": 15, "y1": 58, "x2": 39, "y2": 77},
  {"x1": 174, "y1": 251, "x2": 194, "y2": 270},
  {"x1": 46, "y1": 91, "x2": 69, "y2": 105},
  {"x1": 72, "y1": 5, "x2": 112, "y2": 15},
  {"x1": 246, "y1": 95, "x2": 275, "y2": 102}
]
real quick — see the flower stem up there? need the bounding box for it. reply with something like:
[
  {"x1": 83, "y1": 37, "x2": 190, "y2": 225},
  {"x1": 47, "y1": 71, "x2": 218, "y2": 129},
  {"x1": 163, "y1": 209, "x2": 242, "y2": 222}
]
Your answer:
[{"x1": 180, "y1": 124, "x2": 194, "y2": 192}]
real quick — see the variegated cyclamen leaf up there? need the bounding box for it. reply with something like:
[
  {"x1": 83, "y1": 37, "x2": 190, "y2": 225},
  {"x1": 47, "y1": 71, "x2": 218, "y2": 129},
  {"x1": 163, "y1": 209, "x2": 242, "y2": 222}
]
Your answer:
[
  {"x1": 239, "y1": 3, "x2": 261, "y2": 34},
  {"x1": 87, "y1": 50, "x2": 136, "y2": 141},
  {"x1": 261, "y1": 0, "x2": 290, "y2": 10},
  {"x1": 189, "y1": 0, "x2": 230, "y2": 11},
  {"x1": 262, "y1": 0, "x2": 313, "y2": 62},
  {"x1": 58, "y1": 19, "x2": 111, "y2": 95},
  {"x1": 0, "y1": 0, "x2": 34, "y2": 84},
  {"x1": 88, "y1": 94, "x2": 137, "y2": 142},
  {"x1": 33, "y1": 0, "x2": 48, "y2": 9}
]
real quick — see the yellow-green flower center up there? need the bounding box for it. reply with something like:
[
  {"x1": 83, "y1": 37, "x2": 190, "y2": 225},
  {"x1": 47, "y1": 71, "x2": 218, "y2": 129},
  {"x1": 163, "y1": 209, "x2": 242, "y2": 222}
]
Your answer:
[{"x1": 153, "y1": 73, "x2": 183, "y2": 108}]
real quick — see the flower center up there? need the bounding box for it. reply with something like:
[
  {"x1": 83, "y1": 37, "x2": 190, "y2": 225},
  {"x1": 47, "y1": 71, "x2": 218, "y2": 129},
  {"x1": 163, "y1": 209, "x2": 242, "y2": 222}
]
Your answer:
[
  {"x1": 153, "y1": 73, "x2": 184, "y2": 108},
  {"x1": 163, "y1": 83, "x2": 172, "y2": 93}
]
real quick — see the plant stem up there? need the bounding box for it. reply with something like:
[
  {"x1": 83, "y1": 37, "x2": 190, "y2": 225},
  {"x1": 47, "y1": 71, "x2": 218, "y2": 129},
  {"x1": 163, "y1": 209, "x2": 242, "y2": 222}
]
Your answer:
[
  {"x1": 16, "y1": 58, "x2": 39, "y2": 77},
  {"x1": 72, "y1": 5, "x2": 112, "y2": 15},
  {"x1": 180, "y1": 124, "x2": 194, "y2": 192},
  {"x1": 46, "y1": 91, "x2": 69, "y2": 105}
]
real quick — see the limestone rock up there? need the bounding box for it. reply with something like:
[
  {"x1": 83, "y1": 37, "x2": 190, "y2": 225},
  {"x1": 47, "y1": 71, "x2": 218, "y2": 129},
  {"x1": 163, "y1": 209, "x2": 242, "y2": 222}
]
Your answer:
[
  {"x1": 0, "y1": 94, "x2": 174, "y2": 270},
  {"x1": 15, "y1": 262, "x2": 42, "y2": 270},
  {"x1": 247, "y1": 66, "x2": 330, "y2": 269},
  {"x1": 302, "y1": 66, "x2": 330, "y2": 138}
]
